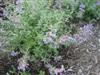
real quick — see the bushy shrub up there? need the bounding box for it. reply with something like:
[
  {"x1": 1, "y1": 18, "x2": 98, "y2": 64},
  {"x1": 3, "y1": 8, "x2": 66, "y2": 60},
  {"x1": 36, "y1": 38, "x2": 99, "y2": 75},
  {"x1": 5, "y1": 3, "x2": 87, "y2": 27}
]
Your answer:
[{"x1": 6, "y1": 0, "x2": 77, "y2": 63}]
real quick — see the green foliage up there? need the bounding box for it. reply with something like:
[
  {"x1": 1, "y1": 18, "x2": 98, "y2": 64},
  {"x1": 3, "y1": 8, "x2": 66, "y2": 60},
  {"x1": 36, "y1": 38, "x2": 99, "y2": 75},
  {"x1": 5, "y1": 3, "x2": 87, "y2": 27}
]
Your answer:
[
  {"x1": 76, "y1": 0, "x2": 100, "y2": 21},
  {"x1": 6, "y1": 0, "x2": 77, "y2": 62},
  {"x1": 4, "y1": 3, "x2": 16, "y2": 19},
  {"x1": 37, "y1": 70, "x2": 45, "y2": 75},
  {"x1": 19, "y1": 72, "x2": 31, "y2": 75},
  {"x1": 3, "y1": 0, "x2": 100, "y2": 65}
]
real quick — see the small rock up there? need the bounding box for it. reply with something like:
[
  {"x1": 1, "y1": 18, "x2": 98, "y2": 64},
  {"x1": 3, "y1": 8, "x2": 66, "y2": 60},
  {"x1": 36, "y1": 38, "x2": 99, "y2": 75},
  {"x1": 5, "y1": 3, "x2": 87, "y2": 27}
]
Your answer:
[
  {"x1": 94, "y1": 55, "x2": 98, "y2": 64},
  {"x1": 98, "y1": 49, "x2": 100, "y2": 52},
  {"x1": 98, "y1": 39, "x2": 100, "y2": 43},
  {"x1": 78, "y1": 69, "x2": 83, "y2": 75},
  {"x1": 54, "y1": 56, "x2": 62, "y2": 62},
  {"x1": 67, "y1": 66, "x2": 74, "y2": 72},
  {"x1": 86, "y1": 65, "x2": 92, "y2": 70}
]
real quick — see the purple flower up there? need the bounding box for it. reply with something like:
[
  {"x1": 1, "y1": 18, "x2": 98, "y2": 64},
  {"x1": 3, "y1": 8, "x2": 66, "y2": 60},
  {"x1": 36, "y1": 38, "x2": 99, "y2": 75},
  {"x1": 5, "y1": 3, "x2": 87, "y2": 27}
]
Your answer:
[
  {"x1": 54, "y1": 65, "x2": 65, "y2": 75},
  {"x1": 59, "y1": 35, "x2": 69, "y2": 44},
  {"x1": 81, "y1": 24, "x2": 93, "y2": 36},
  {"x1": 48, "y1": 65, "x2": 65, "y2": 75},
  {"x1": 43, "y1": 37, "x2": 54, "y2": 44},
  {"x1": 46, "y1": 31, "x2": 57, "y2": 38},
  {"x1": 16, "y1": 0, "x2": 24, "y2": 4},
  {"x1": 10, "y1": 51, "x2": 18, "y2": 56},
  {"x1": 80, "y1": 3, "x2": 85, "y2": 9},
  {"x1": 79, "y1": 3, "x2": 85, "y2": 12},
  {"x1": 96, "y1": 1, "x2": 100, "y2": 6},
  {"x1": 79, "y1": 8, "x2": 85, "y2": 12},
  {"x1": 74, "y1": 34, "x2": 86, "y2": 44},
  {"x1": 74, "y1": 24, "x2": 93, "y2": 44},
  {"x1": 59, "y1": 35, "x2": 77, "y2": 45},
  {"x1": 83, "y1": 24, "x2": 93, "y2": 30}
]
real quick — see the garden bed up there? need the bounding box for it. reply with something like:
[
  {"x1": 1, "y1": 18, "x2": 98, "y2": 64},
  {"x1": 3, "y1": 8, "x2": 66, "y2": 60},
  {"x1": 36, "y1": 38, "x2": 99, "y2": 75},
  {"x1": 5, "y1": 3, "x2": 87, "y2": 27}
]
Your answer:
[{"x1": 0, "y1": 0, "x2": 100, "y2": 75}]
